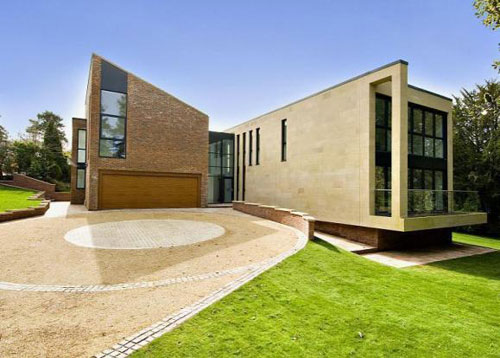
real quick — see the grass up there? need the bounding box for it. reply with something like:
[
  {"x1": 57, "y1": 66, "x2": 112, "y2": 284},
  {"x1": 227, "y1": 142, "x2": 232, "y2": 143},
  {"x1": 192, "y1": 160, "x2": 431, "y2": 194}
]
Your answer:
[
  {"x1": 453, "y1": 232, "x2": 500, "y2": 249},
  {"x1": 0, "y1": 184, "x2": 41, "y2": 212},
  {"x1": 132, "y1": 237, "x2": 500, "y2": 358}
]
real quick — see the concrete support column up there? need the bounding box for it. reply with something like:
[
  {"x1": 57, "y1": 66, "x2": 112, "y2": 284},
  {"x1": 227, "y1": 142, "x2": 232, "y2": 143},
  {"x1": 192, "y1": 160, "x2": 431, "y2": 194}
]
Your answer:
[{"x1": 391, "y1": 64, "x2": 408, "y2": 218}]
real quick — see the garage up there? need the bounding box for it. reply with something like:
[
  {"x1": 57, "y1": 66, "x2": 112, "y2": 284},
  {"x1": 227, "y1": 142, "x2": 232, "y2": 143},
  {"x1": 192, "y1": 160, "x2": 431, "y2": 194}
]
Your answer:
[{"x1": 99, "y1": 170, "x2": 201, "y2": 209}]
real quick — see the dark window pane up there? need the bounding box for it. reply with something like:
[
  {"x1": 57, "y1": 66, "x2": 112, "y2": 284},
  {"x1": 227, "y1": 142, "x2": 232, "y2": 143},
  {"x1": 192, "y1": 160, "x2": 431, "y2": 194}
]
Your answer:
[
  {"x1": 386, "y1": 129, "x2": 391, "y2": 152},
  {"x1": 222, "y1": 166, "x2": 233, "y2": 176},
  {"x1": 435, "y1": 171, "x2": 444, "y2": 190},
  {"x1": 375, "y1": 166, "x2": 385, "y2": 189},
  {"x1": 376, "y1": 128, "x2": 386, "y2": 152},
  {"x1": 101, "y1": 90, "x2": 127, "y2": 116},
  {"x1": 412, "y1": 135, "x2": 423, "y2": 156},
  {"x1": 424, "y1": 170, "x2": 433, "y2": 189},
  {"x1": 101, "y1": 116, "x2": 125, "y2": 139},
  {"x1": 222, "y1": 154, "x2": 232, "y2": 168},
  {"x1": 413, "y1": 109, "x2": 423, "y2": 133},
  {"x1": 209, "y1": 166, "x2": 220, "y2": 175},
  {"x1": 99, "y1": 139, "x2": 125, "y2": 158},
  {"x1": 435, "y1": 139, "x2": 444, "y2": 158},
  {"x1": 376, "y1": 97, "x2": 385, "y2": 126},
  {"x1": 209, "y1": 142, "x2": 221, "y2": 154},
  {"x1": 413, "y1": 169, "x2": 423, "y2": 189},
  {"x1": 424, "y1": 137, "x2": 434, "y2": 157},
  {"x1": 435, "y1": 114, "x2": 444, "y2": 138},
  {"x1": 387, "y1": 100, "x2": 391, "y2": 128},
  {"x1": 425, "y1": 111, "x2": 434, "y2": 136},
  {"x1": 209, "y1": 151, "x2": 221, "y2": 167}
]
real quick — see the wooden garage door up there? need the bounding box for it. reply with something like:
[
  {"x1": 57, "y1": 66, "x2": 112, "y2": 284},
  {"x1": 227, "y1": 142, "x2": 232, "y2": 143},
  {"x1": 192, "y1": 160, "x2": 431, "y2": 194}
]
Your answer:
[{"x1": 99, "y1": 170, "x2": 200, "y2": 209}]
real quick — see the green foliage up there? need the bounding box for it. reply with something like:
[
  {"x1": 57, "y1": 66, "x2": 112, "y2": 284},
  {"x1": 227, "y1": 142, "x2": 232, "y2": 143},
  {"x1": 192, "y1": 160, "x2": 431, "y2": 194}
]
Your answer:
[
  {"x1": 25, "y1": 111, "x2": 67, "y2": 144},
  {"x1": 453, "y1": 79, "x2": 500, "y2": 234},
  {"x1": 132, "y1": 241, "x2": 500, "y2": 358},
  {"x1": 474, "y1": 0, "x2": 500, "y2": 70}
]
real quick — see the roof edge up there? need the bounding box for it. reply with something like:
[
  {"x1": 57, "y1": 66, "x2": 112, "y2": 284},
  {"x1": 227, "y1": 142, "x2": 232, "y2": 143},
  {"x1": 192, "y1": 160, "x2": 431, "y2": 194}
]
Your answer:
[
  {"x1": 224, "y1": 59, "x2": 408, "y2": 131},
  {"x1": 90, "y1": 53, "x2": 209, "y2": 117}
]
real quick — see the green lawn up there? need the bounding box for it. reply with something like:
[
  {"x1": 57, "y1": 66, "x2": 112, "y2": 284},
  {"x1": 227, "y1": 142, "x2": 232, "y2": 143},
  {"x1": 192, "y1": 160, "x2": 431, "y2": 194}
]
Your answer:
[
  {"x1": 133, "y1": 236, "x2": 500, "y2": 358},
  {"x1": 0, "y1": 184, "x2": 41, "y2": 212},
  {"x1": 453, "y1": 232, "x2": 500, "y2": 249}
]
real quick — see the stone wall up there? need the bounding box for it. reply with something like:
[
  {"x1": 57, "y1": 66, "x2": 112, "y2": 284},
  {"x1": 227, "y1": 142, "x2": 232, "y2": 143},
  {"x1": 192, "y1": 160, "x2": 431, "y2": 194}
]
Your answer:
[{"x1": 233, "y1": 201, "x2": 315, "y2": 239}]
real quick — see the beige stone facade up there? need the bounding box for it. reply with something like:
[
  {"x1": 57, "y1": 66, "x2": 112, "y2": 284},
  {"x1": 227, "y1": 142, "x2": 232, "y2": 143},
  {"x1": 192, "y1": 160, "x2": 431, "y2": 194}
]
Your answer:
[
  {"x1": 227, "y1": 60, "x2": 486, "y2": 232},
  {"x1": 75, "y1": 54, "x2": 208, "y2": 210}
]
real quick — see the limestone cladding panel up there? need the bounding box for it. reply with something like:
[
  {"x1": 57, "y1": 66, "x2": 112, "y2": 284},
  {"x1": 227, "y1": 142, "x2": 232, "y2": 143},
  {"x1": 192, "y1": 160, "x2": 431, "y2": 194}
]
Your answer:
[{"x1": 85, "y1": 55, "x2": 208, "y2": 210}]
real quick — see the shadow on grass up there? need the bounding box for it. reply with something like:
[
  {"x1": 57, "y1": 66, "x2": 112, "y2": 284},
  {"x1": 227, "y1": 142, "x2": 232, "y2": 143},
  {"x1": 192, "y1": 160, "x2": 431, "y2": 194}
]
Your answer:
[
  {"x1": 424, "y1": 251, "x2": 500, "y2": 281},
  {"x1": 311, "y1": 237, "x2": 342, "y2": 253}
]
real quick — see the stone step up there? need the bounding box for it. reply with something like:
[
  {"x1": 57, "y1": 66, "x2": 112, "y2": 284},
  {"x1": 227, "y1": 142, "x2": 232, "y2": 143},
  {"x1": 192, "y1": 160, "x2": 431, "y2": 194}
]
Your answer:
[{"x1": 314, "y1": 231, "x2": 377, "y2": 254}]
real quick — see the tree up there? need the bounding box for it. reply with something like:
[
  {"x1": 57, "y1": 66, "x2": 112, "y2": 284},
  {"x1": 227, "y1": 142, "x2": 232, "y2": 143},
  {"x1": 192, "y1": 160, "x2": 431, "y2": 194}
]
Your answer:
[
  {"x1": 453, "y1": 79, "x2": 500, "y2": 234},
  {"x1": 25, "y1": 111, "x2": 67, "y2": 144},
  {"x1": 42, "y1": 120, "x2": 67, "y2": 181},
  {"x1": 0, "y1": 116, "x2": 11, "y2": 175},
  {"x1": 474, "y1": 0, "x2": 500, "y2": 70}
]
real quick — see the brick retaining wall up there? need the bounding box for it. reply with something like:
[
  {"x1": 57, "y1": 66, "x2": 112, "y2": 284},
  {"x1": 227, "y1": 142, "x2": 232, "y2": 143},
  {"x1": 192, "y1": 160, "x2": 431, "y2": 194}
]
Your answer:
[
  {"x1": 233, "y1": 201, "x2": 315, "y2": 239},
  {"x1": 0, "y1": 174, "x2": 69, "y2": 201},
  {"x1": 0, "y1": 195, "x2": 50, "y2": 222}
]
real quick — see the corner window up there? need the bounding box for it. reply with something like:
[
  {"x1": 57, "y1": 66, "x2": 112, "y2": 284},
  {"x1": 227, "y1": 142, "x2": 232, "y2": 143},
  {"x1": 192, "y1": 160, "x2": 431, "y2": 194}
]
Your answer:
[
  {"x1": 281, "y1": 119, "x2": 287, "y2": 161},
  {"x1": 99, "y1": 90, "x2": 127, "y2": 158}
]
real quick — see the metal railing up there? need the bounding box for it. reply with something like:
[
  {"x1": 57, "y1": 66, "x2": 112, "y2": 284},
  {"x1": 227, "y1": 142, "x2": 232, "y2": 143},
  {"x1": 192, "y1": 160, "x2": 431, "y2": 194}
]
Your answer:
[{"x1": 374, "y1": 189, "x2": 482, "y2": 217}]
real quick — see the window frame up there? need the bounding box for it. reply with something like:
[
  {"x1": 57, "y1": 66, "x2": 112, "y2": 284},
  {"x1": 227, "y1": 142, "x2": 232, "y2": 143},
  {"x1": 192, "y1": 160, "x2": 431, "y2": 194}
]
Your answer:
[
  {"x1": 77, "y1": 129, "x2": 87, "y2": 164},
  {"x1": 99, "y1": 89, "x2": 127, "y2": 159},
  {"x1": 375, "y1": 94, "x2": 392, "y2": 153}
]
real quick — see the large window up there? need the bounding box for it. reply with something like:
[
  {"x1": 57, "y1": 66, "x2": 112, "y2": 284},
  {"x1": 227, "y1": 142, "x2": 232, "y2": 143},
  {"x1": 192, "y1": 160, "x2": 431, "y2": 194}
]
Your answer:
[
  {"x1": 408, "y1": 104, "x2": 446, "y2": 159},
  {"x1": 375, "y1": 95, "x2": 392, "y2": 216},
  {"x1": 281, "y1": 119, "x2": 287, "y2": 161},
  {"x1": 256, "y1": 128, "x2": 260, "y2": 165},
  {"x1": 99, "y1": 90, "x2": 127, "y2": 158},
  {"x1": 208, "y1": 135, "x2": 234, "y2": 204}
]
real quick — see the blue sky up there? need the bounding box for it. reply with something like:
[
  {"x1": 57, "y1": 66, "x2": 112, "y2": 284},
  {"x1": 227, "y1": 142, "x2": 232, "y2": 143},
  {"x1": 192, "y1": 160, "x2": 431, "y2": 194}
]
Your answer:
[{"x1": 0, "y1": 0, "x2": 498, "y2": 144}]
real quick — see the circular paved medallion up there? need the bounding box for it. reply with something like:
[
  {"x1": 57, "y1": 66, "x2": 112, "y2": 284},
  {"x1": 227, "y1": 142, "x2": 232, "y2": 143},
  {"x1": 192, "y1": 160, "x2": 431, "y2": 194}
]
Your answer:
[{"x1": 64, "y1": 219, "x2": 225, "y2": 249}]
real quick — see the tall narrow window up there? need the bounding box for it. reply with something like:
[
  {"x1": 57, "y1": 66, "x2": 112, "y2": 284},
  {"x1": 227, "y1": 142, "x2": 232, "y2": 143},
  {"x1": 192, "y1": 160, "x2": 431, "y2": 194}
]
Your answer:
[
  {"x1": 242, "y1": 132, "x2": 246, "y2": 200},
  {"x1": 249, "y1": 130, "x2": 253, "y2": 166},
  {"x1": 256, "y1": 128, "x2": 260, "y2": 165},
  {"x1": 77, "y1": 129, "x2": 87, "y2": 164},
  {"x1": 99, "y1": 90, "x2": 127, "y2": 158},
  {"x1": 236, "y1": 134, "x2": 240, "y2": 200},
  {"x1": 281, "y1": 119, "x2": 287, "y2": 161},
  {"x1": 76, "y1": 129, "x2": 87, "y2": 189}
]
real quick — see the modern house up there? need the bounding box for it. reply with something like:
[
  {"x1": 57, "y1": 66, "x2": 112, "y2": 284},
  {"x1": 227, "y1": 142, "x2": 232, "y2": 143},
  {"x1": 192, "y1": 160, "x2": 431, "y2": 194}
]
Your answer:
[{"x1": 71, "y1": 55, "x2": 486, "y2": 248}]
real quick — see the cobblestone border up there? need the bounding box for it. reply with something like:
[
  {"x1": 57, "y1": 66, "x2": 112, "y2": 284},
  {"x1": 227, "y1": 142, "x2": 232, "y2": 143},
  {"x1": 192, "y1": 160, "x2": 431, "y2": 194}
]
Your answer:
[{"x1": 93, "y1": 226, "x2": 308, "y2": 357}]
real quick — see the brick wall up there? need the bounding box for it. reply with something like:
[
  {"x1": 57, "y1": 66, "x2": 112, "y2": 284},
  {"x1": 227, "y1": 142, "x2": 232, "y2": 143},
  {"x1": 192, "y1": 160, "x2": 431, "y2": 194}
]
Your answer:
[
  {"x1": 70, "y1": 118, "x2": 87, "y2": 204},
  {"x1": 233, "y1": 201, "x2": 315, "y2": 239},
  {"x1": 85, "y1": 55, "x2": 209, "y2": 210},
  {"x1": 0, "y1": 174, "x2": 69, "y2": 201},
  {"x1": 315, "y1": 220, "x2": 452, "y2": 250}
]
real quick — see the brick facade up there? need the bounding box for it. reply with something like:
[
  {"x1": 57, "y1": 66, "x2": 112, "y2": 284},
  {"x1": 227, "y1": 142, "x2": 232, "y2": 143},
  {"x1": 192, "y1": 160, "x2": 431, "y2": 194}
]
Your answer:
[
  {"x1": 315, "y1": 220, "x2": 452, "y2": 250},
  {"x1": 71, "y1": 117, "x2": 86, "y2": 204},
  {"x1": 233, "y1": 201, "x2": 315, "y2": 240},
  {"x1": 81, "y1": 55, "x2": 209, "y2": 210}
]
